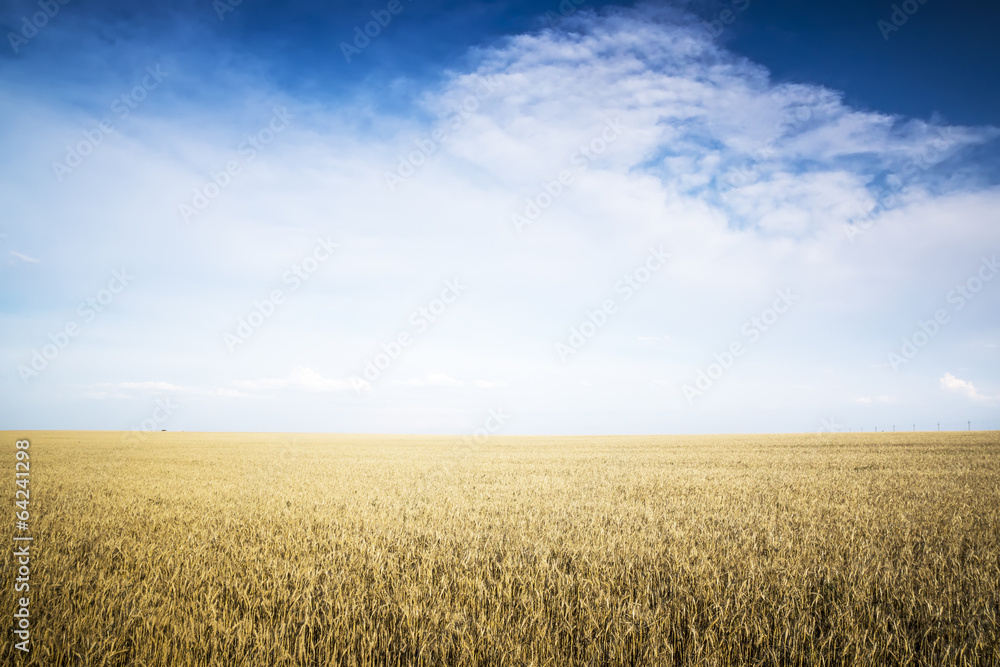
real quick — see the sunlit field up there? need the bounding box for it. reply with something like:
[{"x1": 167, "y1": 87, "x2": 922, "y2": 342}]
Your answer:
[{"x1": 2, "y1": 431, "x2": 998, "y2": 666}]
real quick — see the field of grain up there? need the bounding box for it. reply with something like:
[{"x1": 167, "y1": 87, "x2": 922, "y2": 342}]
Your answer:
[{"x1": 1, "y1": 430, "x2": 998, "y2": 666}]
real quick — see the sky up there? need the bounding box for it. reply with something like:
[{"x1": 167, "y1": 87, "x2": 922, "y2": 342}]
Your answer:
[{"x1": 1, "y1": 0, "x2": 998, "y2": 435}]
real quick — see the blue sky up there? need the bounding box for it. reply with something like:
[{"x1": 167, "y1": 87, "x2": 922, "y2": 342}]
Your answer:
[{"x1": 1, "y1": 0, "x2": 998, "y2": 434}]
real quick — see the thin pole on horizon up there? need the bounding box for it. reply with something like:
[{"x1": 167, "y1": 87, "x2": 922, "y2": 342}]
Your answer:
[{"x1": 969, "y1": 420, "x2": 971, "y2": 431}]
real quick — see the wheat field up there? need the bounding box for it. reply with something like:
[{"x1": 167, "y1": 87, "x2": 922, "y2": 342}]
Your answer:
[{"x1": 1, "y1": 430, "x2": 998, "y2": 666}]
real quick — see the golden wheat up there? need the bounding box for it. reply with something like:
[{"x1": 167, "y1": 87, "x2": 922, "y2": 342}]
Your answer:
[{"x1": 1, "y1": 430, "x2": 998, "y2": 666}]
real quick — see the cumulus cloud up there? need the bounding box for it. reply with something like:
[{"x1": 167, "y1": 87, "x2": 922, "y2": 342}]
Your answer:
[{"x1": 432, "y1": 8, "x2": 991, "y2": 242}]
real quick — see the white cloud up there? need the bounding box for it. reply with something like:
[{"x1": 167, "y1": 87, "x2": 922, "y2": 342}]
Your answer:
[
  {"x1": 10, "y1": 250, "x2": 40, "y2": 263},
  {"x1": 90, "y1": 381, "x2": 257, "y2": 399},
  {"x1": 473, "y1": 379, "x2": 510, "y2": 389},
  {"x1": 83, "y1": 391, "x2": 132, "y2": 400},
  {"x1": 855, "y1": 395, "x2": 899, "y2": 405},
  {"x1": 215, "y1": 388, "x2": 260, "y2": 398},
  {"x1": 119, "y1": 381, "x2": 185, "y2": 392},
  {"x1": 941, "y1": 373, "x2": 995, "y2": 401},
  {"x1": 389, "y1": 373, "x2": 466, "y2": 388}
]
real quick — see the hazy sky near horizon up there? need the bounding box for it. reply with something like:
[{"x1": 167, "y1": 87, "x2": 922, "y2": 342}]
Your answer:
[{"x1": 2, "y1": 0, "x2": 998, "y2": 434}]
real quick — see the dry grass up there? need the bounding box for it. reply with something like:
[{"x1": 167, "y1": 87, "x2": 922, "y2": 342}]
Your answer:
[{"x1": 1, "y1": 430, "x2": 998, "y2": 666}]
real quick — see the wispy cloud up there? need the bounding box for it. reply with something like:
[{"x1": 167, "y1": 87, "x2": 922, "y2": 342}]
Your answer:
[
  {"x1": 119, "y1": 381, "x2": 185, "y2": 392},
  {"x1": 389, "y1": 373, "x2": 466, "y2": 388},
  {"x1": 90, "y1": 381, "x2": 257, "y2": 399},
  {"x1": 472, "y1": 379, "x2": 510, "y2": 389},
  {"x1": 83, "y1": 391, "x2": 132, "y2": 400},
  {"x1": 856, "y1": 395, "x2": 897, "y2": 404},
  {"x1": 10, "y1": 250, "x2": 40, "y2": 263}
]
